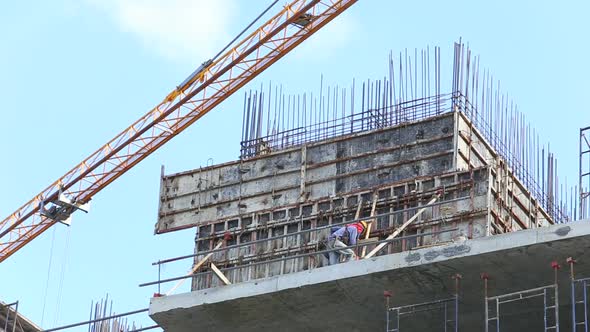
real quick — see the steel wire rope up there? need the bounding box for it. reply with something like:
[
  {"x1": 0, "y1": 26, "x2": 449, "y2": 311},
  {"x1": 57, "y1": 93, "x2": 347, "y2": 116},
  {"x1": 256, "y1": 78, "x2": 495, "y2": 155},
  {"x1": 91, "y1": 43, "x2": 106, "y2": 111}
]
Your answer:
[
  {"x1": 41, "y1": 226, "x2": 57, "y2": 327},
  {"x1": 53, "y1": 226, "x2": 72, "y2": 326},
  {"x1": 211, "y1": 0, "x2": 280, "y2": 63}
]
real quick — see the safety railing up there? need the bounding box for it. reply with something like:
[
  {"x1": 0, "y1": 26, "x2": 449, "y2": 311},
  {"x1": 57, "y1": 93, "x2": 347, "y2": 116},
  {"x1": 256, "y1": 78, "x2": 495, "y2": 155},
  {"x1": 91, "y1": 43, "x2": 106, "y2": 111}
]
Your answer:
[
  {"x1": 40, "y1": 308, "x2": 158, "y2": 332},
  {"x1": 143, "y1": 228, "x2": 457, "y2": 289},
  {"x1": 140, "y1": 193, "x2": 466, "y2": 294}
]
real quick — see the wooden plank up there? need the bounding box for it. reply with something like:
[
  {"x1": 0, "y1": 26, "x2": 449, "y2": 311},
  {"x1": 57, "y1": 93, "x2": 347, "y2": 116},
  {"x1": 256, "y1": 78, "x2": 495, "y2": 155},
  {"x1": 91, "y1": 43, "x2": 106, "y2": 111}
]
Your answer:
[
  {"x1": 358, "y1": 237, "x2": 379, "y2": 244},
  {"x1": 354, "y1": 198, "x2": 364, "y2": 220},
  {"x1": 210, "y1": 263, "x2": 232, "y2": 285},
  {"x1": 364, "y1": 194, "x2": 440, "y2": 259},
  {"x1": 361, "y1": 193, "x2": 378, "y2": 257},
  {"x1": 165, "y1": 240, "x2": 224, "y2": 295}
]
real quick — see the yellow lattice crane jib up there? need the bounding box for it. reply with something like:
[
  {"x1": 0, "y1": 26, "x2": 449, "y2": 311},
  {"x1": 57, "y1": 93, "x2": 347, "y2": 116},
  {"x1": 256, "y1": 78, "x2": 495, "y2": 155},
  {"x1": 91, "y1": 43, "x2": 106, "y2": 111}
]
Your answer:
[{"x1": 0, "y1": 0, "x2": 359, "y2": 263}]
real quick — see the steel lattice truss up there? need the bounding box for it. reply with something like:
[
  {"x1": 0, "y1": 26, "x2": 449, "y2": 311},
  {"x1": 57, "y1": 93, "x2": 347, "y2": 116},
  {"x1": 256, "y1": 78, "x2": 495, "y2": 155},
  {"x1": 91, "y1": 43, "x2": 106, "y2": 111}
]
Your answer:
[{"x1": 0, "y1": 0, "x2": 358, "y2": 263}]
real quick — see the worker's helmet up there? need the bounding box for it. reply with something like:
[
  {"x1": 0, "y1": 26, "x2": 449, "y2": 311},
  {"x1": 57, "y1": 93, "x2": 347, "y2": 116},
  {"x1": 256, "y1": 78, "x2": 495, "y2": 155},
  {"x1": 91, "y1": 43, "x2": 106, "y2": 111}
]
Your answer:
[{"x1": 359, "y1": 220, "x2": 369, "y2": 235}]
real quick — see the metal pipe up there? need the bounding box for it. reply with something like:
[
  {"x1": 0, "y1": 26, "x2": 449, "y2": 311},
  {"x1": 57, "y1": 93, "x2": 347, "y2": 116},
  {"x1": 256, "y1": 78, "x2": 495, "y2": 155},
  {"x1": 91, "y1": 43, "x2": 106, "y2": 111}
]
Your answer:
[
  {"x1": 41, "y1": 308, "x2": 149, "y2": 332},
  {"x1": 128, "y1": 325, "x2": 160, "y2": 332},
  {"x1": 389, "y1": 297, "x2": 456, "y2": 311},
  {"x1": 487, "y1": 284, "x2": 557, "y2": 301},
  {"x1": 444, "y1": 300, "x2": 448, "y2": 332},
  {"x1": 554, "y1": 267, "x2": 560, "y2": 331},
  {"x1": 454, "y1": 274, "x2": 460, "y2": 332},
  {"x1": 387, "y1": 296, "x2": 458, "y2": 330},
  {"x1": 3, "y1": 302, "x2": 13, "y2": 332},
  {"x1": 570, "y1": 259, "x2": 577, "y2": 330},
  {"x1": 543, "y1": 288, "x2": 548, "y2": 330},
  {"x1": 495, "y1": 295, "x2": 500, "y2": 332},
  {"x1": 483, "y1": 274, "x2": 489, "y2": 332},
  {"x1": 140, "y1": 227, "x2": 458, "y2": 288},
  {"x1": 584, "y1": 279, "x2": 589, "y2": 331},
  {"x1": 153, "y1": 195, "x2": 467, "y2": 265},
  {"x1": 384, "y1": 291, "x2": 391, "y2": 332},
  {"x1": 212, "y1": 0, "x2": 279, "y2": 62},
  {"x1": 11, "y1": 301, "x2": 18, "y2": 332}
]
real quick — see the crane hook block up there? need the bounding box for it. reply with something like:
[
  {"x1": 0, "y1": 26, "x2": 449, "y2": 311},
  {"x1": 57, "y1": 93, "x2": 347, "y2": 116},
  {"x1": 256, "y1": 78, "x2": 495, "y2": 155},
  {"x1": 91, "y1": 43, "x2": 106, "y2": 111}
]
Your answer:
[
  {"x1": 292, "y1": 13, "x2": 314, "y2": 28},
  {"x1": 39, "y1": 190, "x2": 90, "y2": 226}
]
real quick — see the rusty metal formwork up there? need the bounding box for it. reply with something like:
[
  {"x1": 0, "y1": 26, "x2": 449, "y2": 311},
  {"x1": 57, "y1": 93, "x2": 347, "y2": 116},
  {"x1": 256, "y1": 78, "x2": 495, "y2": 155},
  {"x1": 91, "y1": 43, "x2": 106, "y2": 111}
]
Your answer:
[
  {"x1": 191, "y1": 167, "x2": 484, "y2": 289},
  {"x1": 155, "y1": 109, "x2": 558, "y2": 291},
  {"x1": 154, "y1": 42, "x2": 571, "y2": 292},
  {"x1": 185, "y1": 161, "x2": 552, "y2": 290}
]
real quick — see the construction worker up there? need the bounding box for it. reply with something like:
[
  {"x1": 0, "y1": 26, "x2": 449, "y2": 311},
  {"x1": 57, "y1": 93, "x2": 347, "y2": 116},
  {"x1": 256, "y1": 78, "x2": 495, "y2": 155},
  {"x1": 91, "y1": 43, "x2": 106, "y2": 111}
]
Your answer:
[{"x1": 326, "y1": 220, "x2": 369, "y2": 265}]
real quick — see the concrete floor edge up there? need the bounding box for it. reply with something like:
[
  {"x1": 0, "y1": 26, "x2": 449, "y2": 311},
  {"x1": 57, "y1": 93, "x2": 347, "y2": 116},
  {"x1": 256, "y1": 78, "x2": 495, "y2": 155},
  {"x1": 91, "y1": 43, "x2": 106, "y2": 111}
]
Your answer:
[{"x1": 149, "y1": 220, "x2": 590, "y2": 316}]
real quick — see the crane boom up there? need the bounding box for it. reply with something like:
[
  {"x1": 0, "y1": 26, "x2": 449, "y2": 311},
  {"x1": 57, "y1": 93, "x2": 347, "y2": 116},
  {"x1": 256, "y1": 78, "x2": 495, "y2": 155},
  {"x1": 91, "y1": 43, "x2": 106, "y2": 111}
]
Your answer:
[{"x1": 0, "y1": 0, "x2": 358, "y2": 263}]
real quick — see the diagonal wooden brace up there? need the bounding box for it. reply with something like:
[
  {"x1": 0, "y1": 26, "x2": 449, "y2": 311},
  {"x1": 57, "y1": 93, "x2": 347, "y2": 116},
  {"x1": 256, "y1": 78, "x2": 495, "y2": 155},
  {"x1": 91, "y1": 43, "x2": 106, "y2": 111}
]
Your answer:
[
  {"x1": 165, "y1": 240, "x2": 224, "y2": 295},
  {"x1": 364, "y1": 193, "x2": 441, "y2": 259},
  {"x1": 210, "y1": 263, "x2": 232, "y2": 285}
]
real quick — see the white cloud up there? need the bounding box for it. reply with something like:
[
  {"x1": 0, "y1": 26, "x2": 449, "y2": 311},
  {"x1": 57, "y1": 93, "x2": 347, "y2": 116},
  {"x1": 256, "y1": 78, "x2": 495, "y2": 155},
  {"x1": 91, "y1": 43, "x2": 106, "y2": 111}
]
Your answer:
[{"x1": 88, "y1": 0, "x2": 238, "y2": 63}]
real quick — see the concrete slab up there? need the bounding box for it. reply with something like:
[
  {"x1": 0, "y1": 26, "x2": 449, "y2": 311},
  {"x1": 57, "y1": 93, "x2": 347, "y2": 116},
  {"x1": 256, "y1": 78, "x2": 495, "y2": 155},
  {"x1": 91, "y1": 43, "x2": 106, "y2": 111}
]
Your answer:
[{"x1": 150, "y1": 221, "x2": 590, "y2": 331}]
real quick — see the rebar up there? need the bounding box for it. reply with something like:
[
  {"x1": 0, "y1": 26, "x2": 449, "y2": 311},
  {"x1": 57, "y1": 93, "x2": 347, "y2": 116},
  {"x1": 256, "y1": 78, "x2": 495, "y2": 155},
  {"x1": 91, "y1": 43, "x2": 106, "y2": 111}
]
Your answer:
[{"x1": 239, "y1": 41, "x2": 574, "y2": 223}]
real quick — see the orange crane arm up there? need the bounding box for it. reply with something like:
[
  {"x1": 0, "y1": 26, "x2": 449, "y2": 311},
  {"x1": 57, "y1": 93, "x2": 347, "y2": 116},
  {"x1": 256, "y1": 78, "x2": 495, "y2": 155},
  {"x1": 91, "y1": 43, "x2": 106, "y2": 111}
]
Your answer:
[{"x1": 0, "y1": 0, "x2": 358, "y2": 263}]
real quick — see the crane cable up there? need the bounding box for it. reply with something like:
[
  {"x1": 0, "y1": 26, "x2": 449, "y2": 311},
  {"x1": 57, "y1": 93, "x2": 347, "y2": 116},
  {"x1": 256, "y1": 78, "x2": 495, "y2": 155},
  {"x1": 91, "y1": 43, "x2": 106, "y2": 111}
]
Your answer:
[
  {"x1": 53, "y1": 226, "x2": 72, "y2": 326},
  {"x1": 42, "y1": 1, "x2": 282, "y2": 315},
  {"x1": 173, "y1": 0, "x2": 280, "y2": 107},
  {"x1": 211, "y1": 0, "x2": 280, "y2": 63},
  {"x1": 41, "y1": 226, "x2": 57, "y2": 327}
]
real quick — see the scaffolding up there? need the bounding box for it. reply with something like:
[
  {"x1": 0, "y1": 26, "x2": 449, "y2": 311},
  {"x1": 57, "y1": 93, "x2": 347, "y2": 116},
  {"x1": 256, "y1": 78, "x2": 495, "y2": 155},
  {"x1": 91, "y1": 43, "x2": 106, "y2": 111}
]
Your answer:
[
  {"x1": 571, "y1": 277, "x2": 590, "y2": 331},
  {"x1": 1, "y1": 301, "x2": 19, "y2": 332},
  {"x1": 580, "y1": 126, "x2": 590, "y2": 220},
  {"x1": 482, "y1": 263, "x2": 560, "y2": 332},
  {"x1": 568, "y1": 257, "x2": 590, "y2": 331},
  {"x1": 385, "y1": 275, "x2": 460, "y2": 332},
  {"x1": 380, "y1": 260, "x2": 590, "y2": 331}
]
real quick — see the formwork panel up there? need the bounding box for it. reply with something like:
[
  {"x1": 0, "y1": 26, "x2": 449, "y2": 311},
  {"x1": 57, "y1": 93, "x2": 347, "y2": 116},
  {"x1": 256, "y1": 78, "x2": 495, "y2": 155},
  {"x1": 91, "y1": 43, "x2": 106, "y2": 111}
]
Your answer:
[
  {"x1": 455, "y1": 112, "x2": 552, "y2": 233},
  {"x1": 154, "y1": 111, "x2": 557, "y2": 292},
  {"x1": 190, "y1": 167, "x2": 490, "y2": 290},
  {"x1": 157, "y1": 113, "x2": 456, "y2": 233}
]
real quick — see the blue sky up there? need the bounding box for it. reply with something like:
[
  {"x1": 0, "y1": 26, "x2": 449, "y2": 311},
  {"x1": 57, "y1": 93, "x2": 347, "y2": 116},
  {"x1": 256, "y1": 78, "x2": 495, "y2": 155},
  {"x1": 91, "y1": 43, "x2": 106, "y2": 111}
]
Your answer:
[{"x1": 1, "y1": 0, "x2": 589, "y2": 330}]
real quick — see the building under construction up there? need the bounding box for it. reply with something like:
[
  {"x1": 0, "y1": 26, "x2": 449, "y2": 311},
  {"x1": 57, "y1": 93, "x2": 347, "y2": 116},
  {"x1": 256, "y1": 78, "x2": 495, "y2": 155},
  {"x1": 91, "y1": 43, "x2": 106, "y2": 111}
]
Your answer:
[
  {"x1": 1, "y1": 301, "x2": 41, "y2": 332},
  {"x1": 144, "y1": 42, "x2": 590, "y2": 331},
  {"x1": 2, "y1": 0, "x2": 589, "y2": 331}
]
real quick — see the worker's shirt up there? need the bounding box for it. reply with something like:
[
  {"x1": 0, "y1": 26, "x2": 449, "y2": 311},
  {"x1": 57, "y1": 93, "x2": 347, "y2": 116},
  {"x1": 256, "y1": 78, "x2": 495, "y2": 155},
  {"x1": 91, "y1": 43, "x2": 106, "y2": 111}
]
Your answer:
[{"x1": 329, "y1": 225, "x2": 359, "y2": 245}]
